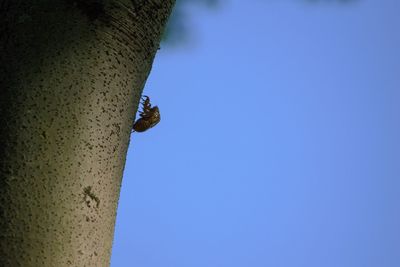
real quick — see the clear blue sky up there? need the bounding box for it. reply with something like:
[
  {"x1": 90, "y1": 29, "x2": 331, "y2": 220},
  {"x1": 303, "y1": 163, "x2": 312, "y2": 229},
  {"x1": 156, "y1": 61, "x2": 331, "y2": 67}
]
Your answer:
[{"x1": 111, "y1": 1, "x2": 400, "y2": 266}]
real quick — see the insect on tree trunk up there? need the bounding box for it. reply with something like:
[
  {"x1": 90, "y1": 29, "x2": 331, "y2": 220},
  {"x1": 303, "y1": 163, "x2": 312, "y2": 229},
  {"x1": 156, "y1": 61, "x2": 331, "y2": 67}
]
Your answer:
[{"x1": 0, "y1": 0, "x2": 175, "y2": 266}]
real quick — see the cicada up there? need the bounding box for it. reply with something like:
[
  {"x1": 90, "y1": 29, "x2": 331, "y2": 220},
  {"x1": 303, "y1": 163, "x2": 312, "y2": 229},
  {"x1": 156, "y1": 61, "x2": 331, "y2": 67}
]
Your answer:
[{"x1": 132, "y1": 95, "x2": 160, "y2": 132}]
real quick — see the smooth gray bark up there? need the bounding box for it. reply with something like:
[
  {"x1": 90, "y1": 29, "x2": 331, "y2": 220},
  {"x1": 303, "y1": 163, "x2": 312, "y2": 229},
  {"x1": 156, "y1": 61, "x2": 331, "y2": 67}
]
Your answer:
[{"x1": 0, "y1": 0, "x2": 174, "y2": 266}]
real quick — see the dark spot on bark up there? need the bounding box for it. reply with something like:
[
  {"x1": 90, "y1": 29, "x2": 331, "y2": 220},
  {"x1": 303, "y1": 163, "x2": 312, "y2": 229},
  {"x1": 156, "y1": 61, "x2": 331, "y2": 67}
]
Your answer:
[{"x1": 68, "y1": 0, "x2": 105, "y2": 21}]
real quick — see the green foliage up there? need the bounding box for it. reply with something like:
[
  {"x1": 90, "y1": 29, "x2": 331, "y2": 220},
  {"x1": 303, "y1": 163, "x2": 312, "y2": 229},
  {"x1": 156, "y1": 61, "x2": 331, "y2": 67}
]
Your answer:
[
  {"x1": 162, "y1": 0, "x2": 220, "y2": 45},
  {"x1": 162, "y1": 0, "x2": 359, "y2": 46}
]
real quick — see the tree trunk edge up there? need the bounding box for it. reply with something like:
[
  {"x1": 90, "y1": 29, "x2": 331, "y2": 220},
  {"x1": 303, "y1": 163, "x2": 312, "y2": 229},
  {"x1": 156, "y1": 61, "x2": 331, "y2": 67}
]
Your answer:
[{"x1": 0, "y1": 1, "x2": 176, "y2": 266}]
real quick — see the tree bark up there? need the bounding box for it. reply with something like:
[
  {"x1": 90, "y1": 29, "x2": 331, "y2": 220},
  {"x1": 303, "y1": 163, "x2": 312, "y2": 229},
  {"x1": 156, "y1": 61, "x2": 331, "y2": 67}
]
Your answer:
[{"x1": 0, "y1": 0, "x2": 175, "y2": 266}]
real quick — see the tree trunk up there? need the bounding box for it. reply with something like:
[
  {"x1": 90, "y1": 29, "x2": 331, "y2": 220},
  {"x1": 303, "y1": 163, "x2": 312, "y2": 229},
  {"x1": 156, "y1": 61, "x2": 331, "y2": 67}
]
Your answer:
[{"x1": 0, "y1": 0, "x2": 174, "y2": 266}]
